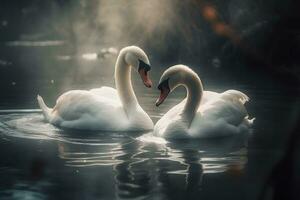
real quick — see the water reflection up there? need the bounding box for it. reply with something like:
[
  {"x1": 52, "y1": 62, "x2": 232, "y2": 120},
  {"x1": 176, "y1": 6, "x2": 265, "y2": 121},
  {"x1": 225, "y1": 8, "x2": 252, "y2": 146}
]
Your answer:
[
  {"x1": 0, "y1": 112, "x2": 249, "y2": 199},
  {"x1": 0, "y1": 180, "x2": 50, "y2": 200},
  {"x1": 57, "y1": 137, "x2": 131, "y2": 167},
  {"x1": 0, "y1": 155, "x2": 50, "y2": 200}
]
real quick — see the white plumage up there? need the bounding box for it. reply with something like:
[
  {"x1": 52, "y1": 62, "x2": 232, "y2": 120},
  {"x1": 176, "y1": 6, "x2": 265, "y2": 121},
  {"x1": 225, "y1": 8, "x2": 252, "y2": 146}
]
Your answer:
[
  {"x1": 154, "y1": 65, "x2": 254, "y2": 139},
  {"x1": 37, "y1": 46, "x2": 153, "y2": 131}
]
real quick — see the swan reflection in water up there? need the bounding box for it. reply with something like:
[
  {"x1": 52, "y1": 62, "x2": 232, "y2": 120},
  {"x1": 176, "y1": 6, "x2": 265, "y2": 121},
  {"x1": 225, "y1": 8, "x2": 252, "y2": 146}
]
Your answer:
[{"x1": 0, "y1": 113, "x2": 249, "y2": 199}]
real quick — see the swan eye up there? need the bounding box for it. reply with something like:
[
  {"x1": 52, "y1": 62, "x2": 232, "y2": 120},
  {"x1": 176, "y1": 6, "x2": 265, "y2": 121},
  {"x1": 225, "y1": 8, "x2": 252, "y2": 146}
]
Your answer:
[
  {"x1": 138, "y1": 59, "x2": 151, "y2": 72},
  {"x1": 158, "y1": 78, "x2": 170, "y2": 90}
]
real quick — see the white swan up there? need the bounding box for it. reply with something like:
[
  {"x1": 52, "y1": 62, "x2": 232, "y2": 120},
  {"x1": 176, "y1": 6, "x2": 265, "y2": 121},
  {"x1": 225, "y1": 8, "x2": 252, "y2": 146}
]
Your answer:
[
  {"x1": 37, "y1": 46, "x2": 154, "y2": 131},
  {"x1": 154, "y1": 65, "x2": 254, "y2": 139}
]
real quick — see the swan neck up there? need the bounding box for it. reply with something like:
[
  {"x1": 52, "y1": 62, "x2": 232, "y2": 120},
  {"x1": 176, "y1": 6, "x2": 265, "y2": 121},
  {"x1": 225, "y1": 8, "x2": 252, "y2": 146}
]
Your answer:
[
  {"x1": 115, "y1": 53, "x2": 137, "y2": 114},
  {"x1": 183, "y1": 76, "x2": 203, "y2": 126}
]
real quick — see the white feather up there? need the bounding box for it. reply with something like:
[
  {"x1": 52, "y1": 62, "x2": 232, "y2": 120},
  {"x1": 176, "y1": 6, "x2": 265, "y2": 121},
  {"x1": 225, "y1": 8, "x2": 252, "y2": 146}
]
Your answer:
[
  {"x1": 37, "y1": 46, "x2": 153, "y2": 131},
  {"x1": 154, "y1": 65, "x2": 254, "y2": 138}
]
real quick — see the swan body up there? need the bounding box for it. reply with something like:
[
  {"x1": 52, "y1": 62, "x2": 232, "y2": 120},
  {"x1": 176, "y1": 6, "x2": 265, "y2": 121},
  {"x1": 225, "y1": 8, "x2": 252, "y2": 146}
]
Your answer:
[
  {"x1": 37, "y1": 46, "x2": 154, "y2": 131},
  {"x1": 154, "y1": 65, "x2": 254, "y2": 139}
]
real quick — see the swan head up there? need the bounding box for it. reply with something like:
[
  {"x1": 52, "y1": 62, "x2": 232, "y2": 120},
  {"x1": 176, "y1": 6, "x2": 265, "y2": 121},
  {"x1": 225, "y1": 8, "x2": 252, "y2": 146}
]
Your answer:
[
  {"x1": 123, "y1": 46, "x2": 152, "y2": 88},
  {"x1": 156, "y1": 65, "x2": 195, "y2": 106}
]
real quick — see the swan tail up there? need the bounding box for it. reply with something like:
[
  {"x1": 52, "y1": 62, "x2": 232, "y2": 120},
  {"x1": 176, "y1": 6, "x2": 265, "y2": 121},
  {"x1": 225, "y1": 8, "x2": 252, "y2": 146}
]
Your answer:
[
  {"x1": 37, "y1": 95, "x2": 52, "y2": 121},
  {"x1": 222, "y1": 90, "x2": 249, "y2": 104}
]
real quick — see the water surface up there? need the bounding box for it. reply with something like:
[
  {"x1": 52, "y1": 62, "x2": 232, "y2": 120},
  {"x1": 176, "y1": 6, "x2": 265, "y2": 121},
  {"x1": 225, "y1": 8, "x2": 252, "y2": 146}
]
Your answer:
[{"x1": 0, "y1": 76, "x2": 298, "y2": 200}]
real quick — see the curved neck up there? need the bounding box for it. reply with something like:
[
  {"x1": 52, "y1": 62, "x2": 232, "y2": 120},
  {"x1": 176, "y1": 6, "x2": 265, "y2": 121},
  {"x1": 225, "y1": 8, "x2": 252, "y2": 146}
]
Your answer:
[
  {"x1": 115, "y1": 52, "x2": 138, "y2": 115},
  {"x1": 182, "y1": 75, "x2": 203, "y2": 127}
]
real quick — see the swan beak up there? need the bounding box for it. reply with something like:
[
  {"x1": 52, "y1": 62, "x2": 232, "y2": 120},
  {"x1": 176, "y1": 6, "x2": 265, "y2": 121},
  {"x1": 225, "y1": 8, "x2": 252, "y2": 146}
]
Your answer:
[
  {"x1": 156, "y1": 87, "x2": 170, "y2": 107},
  {"x1": 139, "y1": 68, "x2": 152, "y2": 88}
]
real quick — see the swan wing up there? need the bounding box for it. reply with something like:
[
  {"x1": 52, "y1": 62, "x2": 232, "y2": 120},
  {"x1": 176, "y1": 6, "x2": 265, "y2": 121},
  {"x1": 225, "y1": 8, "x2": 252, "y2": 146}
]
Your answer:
[
  {"x1": 201, "y1": 91, "x2": 220, "y2": 104},
  {"x1": 188, "y1": 98, "x2": 248, "y2": 137},
  {"x1": 155, "y1": 90, "x2": 250, "y2": 138},
  {"x1": 89, "y1": 86, "x2": 119, "y2": 101},
  {"x1": 52, "y1": 90, "x2": 126, "y2": 127},
  {"x1": 202, "y1": 99, "x2": 247, "y2": 125},
  {"x1": 199, "y1": 90, "x2": 248, "y2": 123}
]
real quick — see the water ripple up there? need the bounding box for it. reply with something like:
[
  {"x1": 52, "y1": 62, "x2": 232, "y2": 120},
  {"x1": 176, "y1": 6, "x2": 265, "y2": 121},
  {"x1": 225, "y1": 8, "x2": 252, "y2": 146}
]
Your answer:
[{"x1": 0, "y1": 112, "x2": 249, "y2": 174}]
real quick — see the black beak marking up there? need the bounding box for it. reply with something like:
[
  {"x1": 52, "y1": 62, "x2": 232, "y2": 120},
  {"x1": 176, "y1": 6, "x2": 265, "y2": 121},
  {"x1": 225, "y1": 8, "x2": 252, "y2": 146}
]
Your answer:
[
  {"x1": 138, "y1": 59, "x2": 151, "y2": 72},
  {"x1": 157, "y1": 78, "x2": 170, "y2": 90}
]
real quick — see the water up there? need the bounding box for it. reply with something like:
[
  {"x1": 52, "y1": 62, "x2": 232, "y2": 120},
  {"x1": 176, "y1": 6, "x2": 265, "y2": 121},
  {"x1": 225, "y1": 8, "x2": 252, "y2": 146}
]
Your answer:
[
  {"x1": 0, "y1": 42, "x2": 299, "y2": 199},
  {"x1": 0, "y1": 112, "x2": 249, "y2": 200},
  {"x1": 0, "y1": 73, "x2": 299, "y2": 200}
]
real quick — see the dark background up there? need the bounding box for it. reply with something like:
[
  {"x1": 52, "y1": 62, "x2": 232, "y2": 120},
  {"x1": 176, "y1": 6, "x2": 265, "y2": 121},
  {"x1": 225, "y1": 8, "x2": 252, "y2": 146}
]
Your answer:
[{"x1": 0, "y1": 0, "x2": 299, "y2": 94}]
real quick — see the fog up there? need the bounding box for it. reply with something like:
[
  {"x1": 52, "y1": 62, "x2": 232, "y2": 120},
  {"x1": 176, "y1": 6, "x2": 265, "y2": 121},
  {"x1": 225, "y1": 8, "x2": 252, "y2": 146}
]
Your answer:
[{"x1": 0, "y1": 0, "x2": 299, "y2": 107}]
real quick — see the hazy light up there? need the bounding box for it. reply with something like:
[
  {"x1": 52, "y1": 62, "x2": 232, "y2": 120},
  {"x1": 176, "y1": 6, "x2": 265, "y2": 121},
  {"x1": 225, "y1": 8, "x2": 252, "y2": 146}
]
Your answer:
[
  {"x1": 202, "y1": 5, "x2": 218, "y2": 21},
  {"x1": 103, "y1": 47, "x2": 118, "y2": 55},
  {"x1": 82, "y1": 47, "x2": 118, "y2": 60},
  {"x1": 6, "y1": 40, "x2": 65, "y2": 47},
  {"x1": 213, "y1": 22, "x2": 231, "y2": 36},
  {"x1": 56, "y1": 55, "x2": 72, "y2": 61},
  {"x1": 82, "y1": 53, "x2": 98, "y2": 60}
]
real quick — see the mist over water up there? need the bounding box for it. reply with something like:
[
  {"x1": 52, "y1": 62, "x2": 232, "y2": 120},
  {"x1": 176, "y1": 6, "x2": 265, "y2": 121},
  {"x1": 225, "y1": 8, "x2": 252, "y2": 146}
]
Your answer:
[
  {"x1": 1, "y1": 0, "x2": 298, "y2": 89},
  {"x1": 0, "y1": 0, "x2": 300, "y2": 200}
]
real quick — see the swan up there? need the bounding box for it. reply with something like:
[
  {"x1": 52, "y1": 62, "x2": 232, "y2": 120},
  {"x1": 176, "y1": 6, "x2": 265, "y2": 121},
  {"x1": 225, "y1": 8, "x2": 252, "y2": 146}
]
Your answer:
[
  {"x1": 37, "y1": 46, "x2": 154, "y2": 131},
  {"x1": 154, "y1": 65, "x2": 254, "y2": 139}
]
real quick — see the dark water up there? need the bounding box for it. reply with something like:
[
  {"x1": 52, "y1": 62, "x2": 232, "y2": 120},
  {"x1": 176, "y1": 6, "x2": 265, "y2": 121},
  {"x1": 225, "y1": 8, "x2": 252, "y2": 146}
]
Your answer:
[
  {"x1": 0, "y1": 40, "x2": 299, "y2": 199},
  {"x1": 0, "y1": 70, "x2": 299, "y2": 200}
]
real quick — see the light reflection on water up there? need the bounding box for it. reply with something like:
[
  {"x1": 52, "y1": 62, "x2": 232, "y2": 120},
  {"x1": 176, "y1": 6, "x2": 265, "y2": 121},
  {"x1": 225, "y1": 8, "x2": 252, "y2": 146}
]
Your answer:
[
  {"x1": 0, "y1": 111, "x2": 248, "y2": 173},
  {"x1": 0, "y1": 113, "x2": 247, "y2": 199},
  {"x1": 0, "y1": 86, "x2": 295, "y2": 200},
  {"x1": 0, "y1": 26, "x2": 297, "y2": 199},
  {"x1": 0, "y1": 181, "x2": 50, "y2": 200},
  {"x1": 0, "y1": 77, "x2": 259, "y2": 199}
]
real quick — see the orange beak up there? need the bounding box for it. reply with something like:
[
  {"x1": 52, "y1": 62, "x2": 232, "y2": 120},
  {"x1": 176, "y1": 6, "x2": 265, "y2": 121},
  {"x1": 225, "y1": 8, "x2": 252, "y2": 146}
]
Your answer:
[{"x1": 139, "y1": 68, "x2": 152, "y2": 88}]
